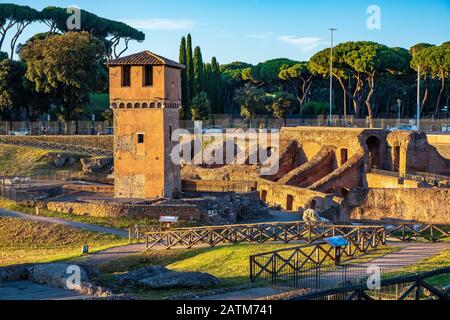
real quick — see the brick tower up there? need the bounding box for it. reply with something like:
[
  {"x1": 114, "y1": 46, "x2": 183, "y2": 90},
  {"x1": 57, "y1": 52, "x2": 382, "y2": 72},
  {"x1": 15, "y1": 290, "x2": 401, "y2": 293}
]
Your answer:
[{"x1": 108, "y1": 51, "x2": 184, "y2": 199}]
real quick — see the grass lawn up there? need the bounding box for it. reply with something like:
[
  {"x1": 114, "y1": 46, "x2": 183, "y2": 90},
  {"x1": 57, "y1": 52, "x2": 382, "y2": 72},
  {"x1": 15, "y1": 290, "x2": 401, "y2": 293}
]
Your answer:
[
  {"x1": 0, "y1": 216, "x2": 127, "y2": 267},
  {"x1": 98, "y1": 243, "x2": 396, "y2": 299},
  {"x1": 0, "y1": 145, "x2": 83, "y2": 176}
]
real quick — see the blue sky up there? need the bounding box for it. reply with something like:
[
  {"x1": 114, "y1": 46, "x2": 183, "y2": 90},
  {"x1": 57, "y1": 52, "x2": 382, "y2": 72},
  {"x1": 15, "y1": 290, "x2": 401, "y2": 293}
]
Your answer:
[{"x1": 4, "y1": 0, "x2": 450, "y2": 64}]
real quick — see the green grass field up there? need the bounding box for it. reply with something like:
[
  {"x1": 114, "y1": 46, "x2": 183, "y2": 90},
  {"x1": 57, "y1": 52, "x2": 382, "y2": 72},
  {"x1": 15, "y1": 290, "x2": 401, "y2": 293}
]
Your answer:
[
  {"x1": 0, "y1": 217, "x2": 127, "y2": 267},
  {"x1": 0, "y1": 145, "x2": 83, "y2": 176}
]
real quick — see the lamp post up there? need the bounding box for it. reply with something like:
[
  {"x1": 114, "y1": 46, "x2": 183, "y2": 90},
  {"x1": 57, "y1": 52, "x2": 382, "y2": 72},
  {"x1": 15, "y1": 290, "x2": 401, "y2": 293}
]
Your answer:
[
  {"x1": 329, "y1": 28, "x2": 337, "y2": 127},
  {"x1": 397, "y1": 99, "x2": 402, "y2": 126}
]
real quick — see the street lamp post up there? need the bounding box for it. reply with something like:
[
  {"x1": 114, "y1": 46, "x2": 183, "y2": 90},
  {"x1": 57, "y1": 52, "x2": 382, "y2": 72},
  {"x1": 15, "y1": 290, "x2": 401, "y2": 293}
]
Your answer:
[
  {"x1": 329, "y1": 28, "x2": 337, "y2": 127},
  {"x1": 397, "y1": 99, "x2": 402, "y2": 126}
]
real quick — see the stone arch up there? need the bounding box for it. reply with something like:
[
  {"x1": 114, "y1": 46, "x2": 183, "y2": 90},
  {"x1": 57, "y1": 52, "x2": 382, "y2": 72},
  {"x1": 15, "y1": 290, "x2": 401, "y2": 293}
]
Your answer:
[
  {"x1": 142, "y1": 103, "x2": 148, "y2": 108},
  {"x1": 366, "y1": 136, "x2": 382, "y2": 169},
  {"x1": 172, "y1": 187, "x2": 181, "y2": 200},
  {"x1": 150, "y1": 102, "x2": 156, "y2": 108},
  {"x1": 310, "y1": 199, "x2": 317, "y2": 210},
  {"x1": 157, "y1": 102, "x2": 163, "y2": 108},
  {"x1": 340, "y1": 148, "x2": 348, "y2": 166},
  {"x1": 134, "y1": 102, "x2": 141, "y2": 108},
  {"x1": 119, "y1": 103, "x2": 125, "y2": 109},
  {"x1": 126, "y1": 103, "x2": 133, "y2": 109},
  {"x1": 111, "y1": 103, "x2": 117, "y2": 109}
]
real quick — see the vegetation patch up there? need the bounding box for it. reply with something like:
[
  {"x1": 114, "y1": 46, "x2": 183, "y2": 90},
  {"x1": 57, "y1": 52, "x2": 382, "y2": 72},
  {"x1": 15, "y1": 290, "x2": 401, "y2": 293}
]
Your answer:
[
  {"x1": 0, "y1": 216, "x2": 126, "y2": 267},
  {"x1": 0, "y1": 145, "x2": 83, "y2": 176}
]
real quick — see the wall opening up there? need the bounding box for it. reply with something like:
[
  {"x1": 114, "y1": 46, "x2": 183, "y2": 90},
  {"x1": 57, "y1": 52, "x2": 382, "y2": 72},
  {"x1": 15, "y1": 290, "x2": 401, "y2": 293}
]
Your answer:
[
  {"x1": 366, "y1": 136, "x2": 382, "y2": 169},
  {"x1": 393, "y1": 146, "x2": 401, "y2": 172},
  {"x1": 261, "y1": 190, "x2": 268, "y2": 203},
  {"x1": 310, "y1": 200, "x2": 317, "y2": 210},
  {"x1": 340, "y1": 148, "x2": 348, "y2": 166},
  {"x1": 172, "y1": 187, "x2": 180, "y2": 200},
  {"x1": 143, "y1": 65, "x2": 153, "y2": 86},
  {"x1": 286, "y1": 194, "x2": 294, "y2": 211},
  {"x1": 122, "y1": 65, "x2": 131, "y2": 87},
  {"x1": 137, "y1": 133, "x2": 145, "y2": 156}
]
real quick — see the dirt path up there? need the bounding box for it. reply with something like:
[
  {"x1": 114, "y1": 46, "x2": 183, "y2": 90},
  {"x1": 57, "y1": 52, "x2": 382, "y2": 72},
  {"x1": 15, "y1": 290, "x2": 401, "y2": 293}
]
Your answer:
[
  {"x1": 0, "y1": 207, "x2": 128, "y2": 238},
  {"x1": 74, "y1": 244, "x2": 146, "y2": 267}
]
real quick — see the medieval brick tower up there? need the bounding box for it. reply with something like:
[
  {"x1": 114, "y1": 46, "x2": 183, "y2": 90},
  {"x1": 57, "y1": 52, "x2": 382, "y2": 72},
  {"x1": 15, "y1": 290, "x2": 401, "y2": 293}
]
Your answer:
[{"x1": 108, "y1": 51, "x2": 184, "y2": 199}]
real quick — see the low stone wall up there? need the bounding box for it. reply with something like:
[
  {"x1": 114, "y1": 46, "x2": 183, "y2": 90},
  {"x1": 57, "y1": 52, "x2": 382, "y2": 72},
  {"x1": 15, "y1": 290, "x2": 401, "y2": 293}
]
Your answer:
[
  {"x1": 257, "y1": 180, "x2": 335, "y2": 212},
  {"x1": 366, "y1": 173, "x2": 426, "y2": 189},
  {"x1": 345, "y1": 188, "x2": 450, "y2": 224},
  {"x1": 63, "y1": 184, "x2": 114, "y2": 194},
  {"x1": 182, "y1": 179, "x2": 257, "y2": 193},
  {"x1": 46, "y1": 201, "x2": 204, "y2": 220}
]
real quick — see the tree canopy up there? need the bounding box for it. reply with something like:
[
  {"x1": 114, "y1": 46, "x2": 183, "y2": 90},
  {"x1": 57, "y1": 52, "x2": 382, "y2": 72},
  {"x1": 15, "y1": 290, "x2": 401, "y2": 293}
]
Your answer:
[{"x1": 20, "y1": 32, "x2": 105, "y2": 121}]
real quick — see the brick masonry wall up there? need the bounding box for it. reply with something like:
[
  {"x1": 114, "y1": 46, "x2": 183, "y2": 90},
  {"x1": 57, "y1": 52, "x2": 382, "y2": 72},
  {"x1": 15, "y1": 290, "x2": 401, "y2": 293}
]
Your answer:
[
  {"x1": 257, "y1": 179, "x2": 335, "y2": 212},
  {"x1": 46, "y1": 201, "x2": 204, "y2": 220}
]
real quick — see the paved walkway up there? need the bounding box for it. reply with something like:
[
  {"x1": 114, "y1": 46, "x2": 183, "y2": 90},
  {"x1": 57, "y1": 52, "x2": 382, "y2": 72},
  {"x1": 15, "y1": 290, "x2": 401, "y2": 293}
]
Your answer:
[
  {"x1": 0, "y1": 208, "x2": 128, "y2": 238},
  {"x1": 74, "y1": 244, "x2": 145, "y2": 267},
  {"x1": 0, "y1": 281, "x2": 88, "y2": 300}
]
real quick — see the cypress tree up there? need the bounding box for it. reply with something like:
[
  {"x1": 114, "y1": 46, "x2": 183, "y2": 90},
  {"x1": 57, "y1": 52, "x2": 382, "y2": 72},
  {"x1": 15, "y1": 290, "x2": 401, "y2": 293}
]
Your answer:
[
  {"x1": 193, "y1": 46, "x2": 204, "y2": 97},
  {"x1": 186, "y1": 34, "x2": 195, "y2": 104},
  {"x1": 179, "y1": 36, "x2": 190, "y2": 119},
  {"x1": 211, "y1": 57, "x2": 223, "y2": 114}
]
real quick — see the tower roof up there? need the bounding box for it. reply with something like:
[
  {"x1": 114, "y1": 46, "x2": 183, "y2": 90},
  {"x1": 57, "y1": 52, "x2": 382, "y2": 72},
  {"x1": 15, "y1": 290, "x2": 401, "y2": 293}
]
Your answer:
[{"x1": 107, "y1": 51, "x2": 185, "y2": 69}]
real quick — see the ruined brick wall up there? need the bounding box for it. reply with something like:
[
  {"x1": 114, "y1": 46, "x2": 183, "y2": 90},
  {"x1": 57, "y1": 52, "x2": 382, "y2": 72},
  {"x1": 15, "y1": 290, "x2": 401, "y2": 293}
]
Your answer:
[
  {"x1": 366, "y1": 173, "x2": 427, "y2": 189},
  {"x1": 278, "y1": 145, "x2": 337, "y2": 187},
  {"x1": 387, "y1": 131, "x2": 450, "y2": 176},
  {"x1": 46, "y1": 201, "x2": 204, "y2": 220},
  {"x1": 344, "y1": 188, "x2": 450, "y2": 224},
  {"x1": 182, "y1": 180, "x2": 257, "y2": 193},
  {"x1": 62, "y1": 184, "x2": 115, "y2": 193},
  {"x1": 428, "y1": 134, "x2": 450, "y2": 160},
  {"x1": 308, "y1": 152, "x2": 365, "y2": 194},
  {"x1": 257, "y1": 179, "x2": 336, "y2": 212}
]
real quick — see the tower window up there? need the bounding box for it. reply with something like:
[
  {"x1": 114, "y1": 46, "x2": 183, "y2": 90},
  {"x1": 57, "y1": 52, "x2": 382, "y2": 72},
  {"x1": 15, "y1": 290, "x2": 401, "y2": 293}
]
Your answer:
[
  {"x1": 137, "y1": 134, "x2": 145, "y2": 144},
  {"x1": 122, "y1": 65, "x2": 131, "y2": 87},
  {"x1": 143, "y1": 65, "x2": 153, "y2": 86}
]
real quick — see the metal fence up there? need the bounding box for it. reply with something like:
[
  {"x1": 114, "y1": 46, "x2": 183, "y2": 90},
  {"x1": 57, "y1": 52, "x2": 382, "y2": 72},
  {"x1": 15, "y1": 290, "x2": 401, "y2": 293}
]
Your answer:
[
  {"x1": 249, "y1": 227, "x2": 386, "y2": 284},
  {"x1": 0, "y1": 121, "x2": 112, "y2": 136},
  {"x1": 290, "y1": 266, "x2": 450, "y2": 300},
  {"x1": 0, "y1": 136, "x2": 112, "y2": 157},
  {"x1": 1, "y1": 117, "x2": 449, "y2": 134},
  {"x1": 179, "y1": 116, "x2": 450, "y2": 133}
]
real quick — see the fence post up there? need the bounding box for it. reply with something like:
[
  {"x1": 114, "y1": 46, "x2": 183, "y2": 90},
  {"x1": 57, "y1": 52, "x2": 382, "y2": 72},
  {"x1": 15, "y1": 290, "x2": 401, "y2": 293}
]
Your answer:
[{"x1": 250, "y1": 255, "x2": 255, "y2": 283}]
